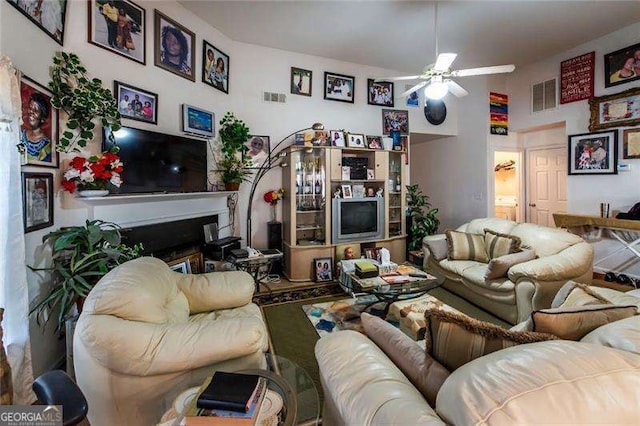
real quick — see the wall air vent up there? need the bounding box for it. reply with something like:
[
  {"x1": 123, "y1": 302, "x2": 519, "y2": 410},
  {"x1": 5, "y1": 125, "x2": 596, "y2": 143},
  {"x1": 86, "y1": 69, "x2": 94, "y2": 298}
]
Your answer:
[
  {"x1": 532, "y1": 78, "x2": 557, "y2": 113},
  {"x1": 263, "y1": 92, "x2": 286, "y2": 103}
]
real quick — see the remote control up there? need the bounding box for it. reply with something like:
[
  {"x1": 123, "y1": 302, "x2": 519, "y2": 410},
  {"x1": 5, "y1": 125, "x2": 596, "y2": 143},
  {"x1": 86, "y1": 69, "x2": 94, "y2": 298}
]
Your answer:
[{"x1": 409, "y1": 273, "x2": 429, "y2": 278}]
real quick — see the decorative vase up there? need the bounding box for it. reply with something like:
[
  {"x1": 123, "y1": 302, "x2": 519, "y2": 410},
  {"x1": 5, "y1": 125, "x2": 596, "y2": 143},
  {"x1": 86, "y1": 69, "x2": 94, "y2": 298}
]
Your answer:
[
  {"x1": 270, "y1": 205, "x2": 277, "y2": 222},
  {"x1": 225, "y1": 182, "x2": 240, "y2": 191},
  {"x1": 78, "y1": 190, "x2": 109, "y2": 197}
]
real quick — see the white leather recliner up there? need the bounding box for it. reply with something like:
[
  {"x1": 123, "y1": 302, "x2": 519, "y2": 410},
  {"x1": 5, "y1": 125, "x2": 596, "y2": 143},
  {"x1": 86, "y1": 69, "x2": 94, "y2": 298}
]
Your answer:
[{"x1": 73, "y1": 257, "x2": 269, "y2": 426}]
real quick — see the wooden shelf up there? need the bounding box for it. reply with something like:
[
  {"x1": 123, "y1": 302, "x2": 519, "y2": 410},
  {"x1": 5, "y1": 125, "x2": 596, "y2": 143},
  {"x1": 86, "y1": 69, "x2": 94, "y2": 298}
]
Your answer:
[
  {"x1": 295, "y1": 194, "x2": 324, "y2": 197},
  {"x1": 389, "y1": 220, "x2": 402, "y2": 224},
  {"x1": 296, "y1": 226, "x2": 322, "y2": 231},
  {"x1": 331, "y1": 179, "x2": 384, "y2": 183},
  {"x1": 296, "y1": 210, "x2": 323, "y2": 213},
  {"x1": 388, "y1": 191, "x2": 401, "y2": 195},
  {"x1": 389, "y1": 206, "x2": 402, "y2": 208}
]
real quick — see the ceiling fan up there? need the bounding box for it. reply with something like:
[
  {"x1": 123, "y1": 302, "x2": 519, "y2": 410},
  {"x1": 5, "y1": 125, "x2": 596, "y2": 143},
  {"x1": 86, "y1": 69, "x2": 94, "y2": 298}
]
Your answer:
[{"x1": 377, "y1": 3, "x2": 515, "y2": 100}]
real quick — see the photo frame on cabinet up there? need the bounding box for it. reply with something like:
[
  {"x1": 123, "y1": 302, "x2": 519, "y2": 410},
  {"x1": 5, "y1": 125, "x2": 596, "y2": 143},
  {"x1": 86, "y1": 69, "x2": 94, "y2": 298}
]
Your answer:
[
  {"x1": 22, "y1": 172, "x2": 54, "y2": 233},
  {"x1": 366, "y1": 135, "x2": 383, "y2": 149},
  {"x1": 154, "y1": 10, "x2": 195, "y2": 81},
  {"x1": 314, "y1": 257, "x2": 333, "y2": 282},
  {"x1": 367, "y1": 79, "x2": 394, "y2": 107},
  {"x1": 88, "y1": 0, "x2": 146, "y2": 64},
  {"x1": 114, "y1": 81, "x2": 158, "y2": 124},
  {"x1": 291, "y1": 67, "x2": 312, "y2": 96},
  {"x1": 7, "y1": 0, "x2": 68, "y2": 45},
  {"x1": 604, "y1": 42, "x2": 640, "y2": 88},
  {"x1": 588, "y1": 87, "x2": 640, "y2": 131},
  {"x1": 347, "y1": 133, "x2": 365, "y2": 148},
  {"x1": 19, "y1": 75, "x2": 59, "y2": 168},
  {"x1": 169, "y1": 261, "x2": 191, "y2": 274},
  {"x1": 243, "y1": 135, "x2": 270, "y2": 169},
  {"x1": 568, "y1": 130, "x2": 618, "y2": 175},
  {"x1": 341, "y1": 184, "x2": 353, "y2": 199},
  {"x1": 623, "y1": 128, "x2": 640, "y2": 159},
  {"x1": 202, "y1": 40, "x2": 229, "y2": 94},
  {"x1": 324, "y1": 72, "x2": 354, "y2": 103},
  {"x1": 330, "y1": 130, "x2": 345, "y2": 147}
]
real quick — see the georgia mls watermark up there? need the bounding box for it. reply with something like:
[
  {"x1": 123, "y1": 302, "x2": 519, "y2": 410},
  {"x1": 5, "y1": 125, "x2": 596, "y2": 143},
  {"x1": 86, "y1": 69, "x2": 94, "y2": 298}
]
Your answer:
[{"x1": 0, "y1": 405, "x2": 62, "y2": 426}]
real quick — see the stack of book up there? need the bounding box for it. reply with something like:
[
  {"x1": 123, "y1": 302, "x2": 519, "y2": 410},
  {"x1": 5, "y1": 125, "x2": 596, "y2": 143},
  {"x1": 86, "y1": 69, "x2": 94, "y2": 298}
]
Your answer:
[{"x1": 184, "y1": 372, "x2": 268, "y2": 425}]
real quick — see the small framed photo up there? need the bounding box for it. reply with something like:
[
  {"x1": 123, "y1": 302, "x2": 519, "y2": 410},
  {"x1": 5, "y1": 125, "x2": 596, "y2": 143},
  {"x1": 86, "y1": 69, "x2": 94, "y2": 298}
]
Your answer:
[
  {"x1": 20, "y1": 75, "x2": 59, "y2": 168},
  {"x1": 7, "y1": 0, "x2": 67, "y2": 45},
  {"x1": 169, "y1": 261, "x2": 191, "y2": 274},
  {"x1": 341, "y1": 166, "x2": 351, "y2": 180},
  {"x1": 314, "y1": 257, "x2": 333, "y2": 282},
  {"x1": 367, "y1": 79, "x2": 394, "y2": 107},
  {"x1": 405, "y1": 84, "x2": 420, "y2": 107},
  {"x1": 604, "y1": 42, "x2": 640, "y2": 88},
  {"x1": 330, "y1": 130, "x2": 345, "y2": 147},
  {"x1": 88, "y1": 0, "x2": 145, "y2": 64},
  {"x1": 568, "y1": 130, "x2": 618, "y2": 175},
  {"x1": 352, "y1": 184, "x2": 365, "y2": 198},
  {"x1": 366, "y1": 135, "x2": 382, "y2": 150},
  {"x1": 154, "y1": 10, "x2": 195, "y2": 81},
  {"x1": 347, "y1": 133, "x2": 365, "y2": 148},
  {"x1": 382, "y1": 109, "x2": 409, "y2": 135},
  {"x1": 243, "y1": 135, "x2": 270, "y2": 169},
  {"x1": 22, "y1": 172, "x2": 53, "y2": 233},
  {"x1": 182, "y1": 104, "x2": 214, "y2": 138},
  {"x1": 115, "y1": 81, "x2": 158, "y2": 124},
  {"x1": 291, "y1": 67, "x2": 312, "y2": 96},
  {"x1": 366, "y1": 169, "x2": 375, "y2": 180},
  {"x1": 324, "y1": 72, "x2": 354, "y2": 103},
  {"x1": 202, "y1": 40, "x2": 229, "y2": 94},
  {"x1": 204, "y1": 260, "x2": 216, "y2": 273},
  {"x1": 623, "y1": 128, "x2": 640, "y2": 159},
  {"x1": 341, "y1": 184, "x2": 353, "y2": 198}
]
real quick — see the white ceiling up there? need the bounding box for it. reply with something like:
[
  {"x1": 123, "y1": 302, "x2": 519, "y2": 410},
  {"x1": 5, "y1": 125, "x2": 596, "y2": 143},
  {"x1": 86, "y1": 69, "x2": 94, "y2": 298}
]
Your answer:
[{"x1": 180, "y1": 0, "x2": 640, "y2": 74}]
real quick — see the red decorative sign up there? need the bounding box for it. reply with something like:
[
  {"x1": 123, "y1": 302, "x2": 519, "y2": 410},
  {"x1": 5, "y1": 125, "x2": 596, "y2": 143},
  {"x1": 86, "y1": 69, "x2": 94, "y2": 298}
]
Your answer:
[{"x1": 560, "y1": 52, "x2": 595, "y2": 104}]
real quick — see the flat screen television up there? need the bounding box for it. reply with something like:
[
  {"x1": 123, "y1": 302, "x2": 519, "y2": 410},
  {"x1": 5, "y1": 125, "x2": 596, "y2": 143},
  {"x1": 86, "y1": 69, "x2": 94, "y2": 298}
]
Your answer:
[
  {"x1": 103, "y1": 126, "x2": 208, "y2": 194},
  {"x1": 332, "y1": 198, "x2": 385, "y2": 243}
]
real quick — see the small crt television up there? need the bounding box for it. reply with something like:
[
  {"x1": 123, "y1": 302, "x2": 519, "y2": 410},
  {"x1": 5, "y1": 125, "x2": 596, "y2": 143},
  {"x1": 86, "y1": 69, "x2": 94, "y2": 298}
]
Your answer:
[{"x1": 332, "y1": 198, "x2": 384, "y2": 243}]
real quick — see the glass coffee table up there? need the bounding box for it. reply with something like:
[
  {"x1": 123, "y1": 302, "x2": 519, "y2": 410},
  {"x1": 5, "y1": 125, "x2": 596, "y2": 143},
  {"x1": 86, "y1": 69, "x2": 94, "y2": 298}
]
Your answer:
[{"x1": 159, "y1": 353, "x2": 319, "y2": 426}]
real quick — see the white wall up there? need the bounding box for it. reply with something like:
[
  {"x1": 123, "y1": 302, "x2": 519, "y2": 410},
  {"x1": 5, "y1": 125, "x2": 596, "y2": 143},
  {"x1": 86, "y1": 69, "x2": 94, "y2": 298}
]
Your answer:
[
  {"x1": 508, "y1": 21, "x2": 640, "y2": 215},
  {"x1": 1, "y1": 0, "x2": 459, "y2": 374}
]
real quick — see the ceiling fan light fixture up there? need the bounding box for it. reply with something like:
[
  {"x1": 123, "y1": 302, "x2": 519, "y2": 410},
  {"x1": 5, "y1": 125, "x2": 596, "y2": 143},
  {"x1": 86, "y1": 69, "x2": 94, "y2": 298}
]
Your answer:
[{"x1": 425, "y1": 78, "x2": 448, "y2": 100}]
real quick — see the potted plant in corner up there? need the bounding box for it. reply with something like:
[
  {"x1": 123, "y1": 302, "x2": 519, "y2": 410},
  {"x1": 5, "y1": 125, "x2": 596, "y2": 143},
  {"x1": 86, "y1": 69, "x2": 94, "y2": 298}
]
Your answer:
[
  {"x1": 30, "y1": 220, "x2": 143, "y2": 332},
  {"x1": 217, "y1": 112, "x2": 251, "y2": 190},
  {"x1": 406, "y1": 184, "x2": 440, "y2": 251}
]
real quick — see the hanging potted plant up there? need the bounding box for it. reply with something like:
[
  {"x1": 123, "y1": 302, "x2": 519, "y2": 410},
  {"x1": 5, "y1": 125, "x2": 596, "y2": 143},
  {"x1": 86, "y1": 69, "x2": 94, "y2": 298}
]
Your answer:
[
  {"x1": 30, "y1": 220, "x2": 143, "y2": 332},
  {"x1": 49, "y1": 51, "x2": 121, "y2": 152},
  {"x1": 217, "y1": 112, "x2": 251, "y2": 190}
]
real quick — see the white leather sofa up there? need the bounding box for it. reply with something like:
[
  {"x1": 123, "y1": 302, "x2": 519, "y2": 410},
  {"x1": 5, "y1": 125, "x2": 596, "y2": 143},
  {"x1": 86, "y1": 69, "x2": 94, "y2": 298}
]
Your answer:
[
  {"x1": 73, "y1": 257, "x2": 269, "y2": 426},
  {"x1": 423, "y1": 218, "x2": 593, "y2": 324},
  {"x1": 315, "y1": 286, "x2": 640, "y2": 425}
]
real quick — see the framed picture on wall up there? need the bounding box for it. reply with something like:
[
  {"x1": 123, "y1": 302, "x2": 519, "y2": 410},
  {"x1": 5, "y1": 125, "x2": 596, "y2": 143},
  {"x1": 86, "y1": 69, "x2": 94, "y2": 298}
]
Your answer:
[
  {"x1": 88, "y1": 0, "x2": 146, "y2": 64},
  {"x1": 314, "y1": 257, "x2": 333, "y2": 282},
  {"x1": 19, "y1": 75, "x2": 59, "y2": 168},
  {"x1": 588, "y1": 87, "x2": 640, "y2": 131},
  {"x1": 22, "y1": 172, "x2": 54, "y2": 233},
  {"x1": 114, "y1": 81, "x2": 158, "y2": 124},
  {"x1": 623, "y1": 128, "x2": 640, "y2": 159},
  {"x1": 604, "y1": 42, "x2": 640, "y2": 88},
  {"x1": 291, "y1": 67, "x2": 312, "y2": 97},
  {"x1": 154, "y1": 10, "x2": 195, "y2": 81},
  {"x1": 367, "y1": 79, "x2": 394, "y2": 107},
  {"x1": 324, "y1": 72, "x2": 354, "y2": 103},
  {"x1": 243, "y1": 135, "x2": 270, "y2": 169},
  {"x1": 202, "y1": 40, "x2": 229, "y2": 94},
  {"x1": 382, "y1": 109, "x2": 409, "y2": 135},
  {"x1": 568, "y1": 130, "x2": 618, "y2": 175},
  {"x1": 182, "y1": 104, "x2": 214, "y2": 138},
  {"x1": 7, "y1": 0, "x2": 68, "y2": 45}
]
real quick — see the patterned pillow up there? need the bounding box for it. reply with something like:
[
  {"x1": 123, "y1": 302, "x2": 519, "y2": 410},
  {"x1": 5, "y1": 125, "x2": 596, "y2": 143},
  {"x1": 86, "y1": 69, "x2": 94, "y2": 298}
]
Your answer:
[
  {"x1": 484, "y1": 228, "x2": 521, "y2": 259},
  {"x1": 425, "y1": 308, "x2": 557, "y2": 371},
  {"x1": 551, "y1": 281, "x2": 610, "y2": 308},
  {"x1": 445, "y1": 230, "x2": 489, "y2": 263}
]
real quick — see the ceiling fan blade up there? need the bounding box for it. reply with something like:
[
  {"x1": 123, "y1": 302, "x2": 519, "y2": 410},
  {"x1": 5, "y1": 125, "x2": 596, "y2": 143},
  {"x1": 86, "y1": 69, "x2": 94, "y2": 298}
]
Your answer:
[
  {"x1": 434, "y1": 53, "x2": 457, "y2": 71},
  {"x1": 446, "y1": 80, "x2": 468, "y2": 97},
  {"x1": 451, "y1": 64, "x2": 516, "y2": 77},
  {"x1": 375, "y1": 75, "x2": 423, "y2": 82},
  {"x1": 399, "y1": 81, "x2": 428, "y2": 98}
]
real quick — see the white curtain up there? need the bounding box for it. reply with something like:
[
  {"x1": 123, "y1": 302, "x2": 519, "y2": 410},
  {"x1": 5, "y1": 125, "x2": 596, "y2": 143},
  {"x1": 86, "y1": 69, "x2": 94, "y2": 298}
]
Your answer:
[{"x1": 0, "y1": 56, "x2": 35, "y2": 404}]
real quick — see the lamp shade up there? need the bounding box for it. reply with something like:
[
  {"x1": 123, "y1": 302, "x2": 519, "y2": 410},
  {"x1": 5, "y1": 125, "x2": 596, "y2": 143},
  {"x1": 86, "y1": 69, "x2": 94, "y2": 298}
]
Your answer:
[{"x1": 424, "y1": 80, "x2": 448, "y2": 100}]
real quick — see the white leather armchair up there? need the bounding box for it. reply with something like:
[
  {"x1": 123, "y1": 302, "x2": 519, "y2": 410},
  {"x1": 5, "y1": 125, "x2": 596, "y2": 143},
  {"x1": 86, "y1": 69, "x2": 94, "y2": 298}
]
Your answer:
[{"x1": 73, "y1": 257, "x2": 269, "y2": 426}]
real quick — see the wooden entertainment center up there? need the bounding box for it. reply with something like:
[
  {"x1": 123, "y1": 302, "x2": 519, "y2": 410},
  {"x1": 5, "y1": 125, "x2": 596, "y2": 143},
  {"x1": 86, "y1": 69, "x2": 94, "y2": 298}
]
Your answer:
[{"x1": 281, "y1": 145, "x2": 408, "y2": 281}]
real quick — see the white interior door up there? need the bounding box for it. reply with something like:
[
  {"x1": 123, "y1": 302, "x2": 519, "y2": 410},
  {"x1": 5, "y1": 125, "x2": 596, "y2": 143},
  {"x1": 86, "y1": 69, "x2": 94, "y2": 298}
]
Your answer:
[{"x1": 527, "y1": 147, "x2": 567, "y2": 226}]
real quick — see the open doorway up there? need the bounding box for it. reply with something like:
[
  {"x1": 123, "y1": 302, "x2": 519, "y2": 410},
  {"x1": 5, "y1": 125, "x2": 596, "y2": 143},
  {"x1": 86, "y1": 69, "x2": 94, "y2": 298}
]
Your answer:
[{"x1": 493, "y1": 151, "x2": 522, "y2": 222}]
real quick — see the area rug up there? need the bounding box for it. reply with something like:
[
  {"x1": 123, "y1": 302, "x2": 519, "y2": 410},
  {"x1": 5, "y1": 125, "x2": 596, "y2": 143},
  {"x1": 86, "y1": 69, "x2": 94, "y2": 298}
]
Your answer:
[{"x1": 252, "y1": 282, "x2": 343, "y2": 306}]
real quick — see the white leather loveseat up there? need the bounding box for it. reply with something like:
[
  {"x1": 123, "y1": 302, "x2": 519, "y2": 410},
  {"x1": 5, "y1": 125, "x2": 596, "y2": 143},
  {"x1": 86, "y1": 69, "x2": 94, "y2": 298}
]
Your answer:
[
  {"x1": 423, "y1": 218, "x2": 593, "y2": 324},
  {"x1": 73, "y1": 257, "x2": 269, "y2": 426}
]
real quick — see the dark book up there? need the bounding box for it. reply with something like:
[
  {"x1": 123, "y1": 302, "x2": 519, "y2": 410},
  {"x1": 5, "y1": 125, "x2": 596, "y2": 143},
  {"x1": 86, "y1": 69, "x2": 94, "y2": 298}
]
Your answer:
[{"x1": 196, "y1": 372, "x2": 261, "y2": 412}]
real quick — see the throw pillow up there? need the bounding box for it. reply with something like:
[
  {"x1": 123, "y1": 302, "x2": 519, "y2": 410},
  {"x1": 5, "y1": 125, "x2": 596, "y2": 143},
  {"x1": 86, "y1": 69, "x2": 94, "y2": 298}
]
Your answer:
[
  {"x1": 551, "y1": 281, "x2": 611, "y2": 308},
  {"x1": 424, "y1": 238, "x2": 448, "y2": 261},
  {"x1": 531, "y1": 304, "x2": 637, "y2": 341},
  {"x1": 484, "y1": 228, "x2": 521, "y2": 259},
  {"x1": 360, "y1": 313, "x2": 450, "y2": 407},
  {"x1": 484, "y1": 248, "x2": 536, "y2": 280},
  {"x1": 445, "y1": 230, "x2": 489, "y2": 263},
  {"x1": 424, "y1": 308, "x2": 557, "y2": 371}
]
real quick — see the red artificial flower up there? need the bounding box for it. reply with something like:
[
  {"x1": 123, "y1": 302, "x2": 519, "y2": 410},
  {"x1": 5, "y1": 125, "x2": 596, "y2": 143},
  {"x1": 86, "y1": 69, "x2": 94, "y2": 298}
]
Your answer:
[
  {"x1": 89, "y1": 163, "x2": 106, "y2": 176},
  {"x1": 113, "y1": 165, "x2": 123, "y2": 173},
  {"x1": 70, "y1": 156, "x2": 86, "y2": 170},
  {"x1": 61, "y1": 180, "x2": 76, "y2": 193}
]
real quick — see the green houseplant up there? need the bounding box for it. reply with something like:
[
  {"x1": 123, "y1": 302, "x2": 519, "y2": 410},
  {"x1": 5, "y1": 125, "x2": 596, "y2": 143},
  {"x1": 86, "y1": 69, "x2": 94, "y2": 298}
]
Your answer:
[
  {"x1": 30, "y1": 220, "x2": 142, "y2": 332},
  {"x1": 49, "y1": 52, "x2": 121, "y2": 152},
  {"x1": 217, "y1": 112, "x2": 251, "y2": 190},
  {"x1": 406, "y1": 184, "x2": 440, "y2": 251}
]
